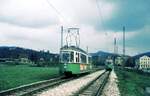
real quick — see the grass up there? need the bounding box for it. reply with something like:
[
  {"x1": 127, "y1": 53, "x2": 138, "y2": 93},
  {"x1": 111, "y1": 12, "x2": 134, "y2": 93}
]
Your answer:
[
  {"x1": 0, "y1": 65, "x2": 59, "y2": 91},
  {"x1": 115, "y1": 68, "x2": 150, "y2": 96}
]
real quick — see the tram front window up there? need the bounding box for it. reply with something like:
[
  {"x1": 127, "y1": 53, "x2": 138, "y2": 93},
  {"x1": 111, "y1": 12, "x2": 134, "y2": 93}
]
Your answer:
[
  {"x1": 81, "y1": 54, "x2": 86, "y2": 63},
  {"x1": 61, "y1": 51, "x2": 74, "y2": 63},
  {"x1": 62, "y1": 52, "x2": 70, "y2": 63},
  {"x1": 88, "y1": 57, "x2": 92, "y2": 64}
]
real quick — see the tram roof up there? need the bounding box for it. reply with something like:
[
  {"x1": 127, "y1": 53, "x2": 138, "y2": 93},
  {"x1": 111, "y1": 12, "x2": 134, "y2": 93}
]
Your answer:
[{"x1": 60, "y1": 46, "x2": 88, "y2": 54}]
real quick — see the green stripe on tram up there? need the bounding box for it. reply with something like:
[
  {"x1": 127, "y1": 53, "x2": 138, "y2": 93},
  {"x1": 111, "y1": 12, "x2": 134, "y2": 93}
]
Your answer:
[{"x1": 66, "y1": 63, "x2": 80, "y2": 74}]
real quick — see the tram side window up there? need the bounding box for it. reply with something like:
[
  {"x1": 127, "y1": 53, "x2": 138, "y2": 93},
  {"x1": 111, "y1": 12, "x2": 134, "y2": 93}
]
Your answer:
[
  {"x1": 76, "y1": 52, "x2": 80, "y2": 63},
  {"x1": 78, "y1": 53, "x2": 80, "y2": 62},
  {"x1": 81, "y1": 54, "x2": 86, "y2": 63},
  {"x1": 62, "y1": 52, "x2": 69, "y2": 63},
  {"x1": 70, "y1": 52, "x2": 74, "y2": 62},
  {"x1": 88, "y1": 57, "x2": 92, "y2": 64}
]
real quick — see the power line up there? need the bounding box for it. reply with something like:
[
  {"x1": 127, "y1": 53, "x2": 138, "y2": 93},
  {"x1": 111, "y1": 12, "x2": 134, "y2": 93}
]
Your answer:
[
  {"x1": 46, "y1": 0, "x2": 66, "y2": 23},
  {"x1": 95, "y1": 0, "x2": 107, "y2": 35},
  {"x1": 96, "y1": 0, "x2": 110, "y2": 52}
]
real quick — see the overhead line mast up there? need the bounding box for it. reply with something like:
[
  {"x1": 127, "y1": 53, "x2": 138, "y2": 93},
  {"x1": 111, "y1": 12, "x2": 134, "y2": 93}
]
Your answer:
[
  {"x1": 123, "y1": 26, "x2": 125, "y2": 57},
  {"x1": 61, "y1": 26, "x2": 63, "y2": 48},
  {"x1": 114, "y1": 35, "x2": 117, "y2": 54},
  {"x1": 122, "y1": 26, "x2": 126, "y2": 67}
]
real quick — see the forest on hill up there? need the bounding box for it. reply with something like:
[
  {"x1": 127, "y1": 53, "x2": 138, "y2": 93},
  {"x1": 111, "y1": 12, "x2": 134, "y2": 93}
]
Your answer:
[{"x1": 0, "y1": 46, "x2": 59, "y2": 66}]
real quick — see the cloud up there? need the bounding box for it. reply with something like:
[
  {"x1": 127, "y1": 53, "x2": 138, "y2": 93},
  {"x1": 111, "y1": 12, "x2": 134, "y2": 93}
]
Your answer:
[
  {"x1": 96, "y1": 0, "x2": 150, "y2": 32},
  {"x1": 0, "y1": 0, "x2": 116, "y2": 29},
  {"x1": 114, "y1": 25, "x2": 150, "y2": 55},
  {"x1": 0, "y1": 22, "x2": 124, "y2": 54},
  {"x1": 0, "y1": 0, "x2": 149, "y2": 55},
  {"x1": 126, "y1": 25, "x2": 150, "y2": 52},
  {"x1": 0, "y1": 23, "x2": 60, "y2": 52},
  {"x1": 0, "y1": 0, "x2": 60, "y2": 28}
]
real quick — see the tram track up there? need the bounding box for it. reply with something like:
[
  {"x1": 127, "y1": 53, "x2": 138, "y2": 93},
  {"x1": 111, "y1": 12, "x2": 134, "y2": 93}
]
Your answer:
[
  {"x1": 0, "y1": 76, "x2": 72, "y2": 96},
  {"x1": 0, "y1": 69, "x2": 106, "y2": 96},
  {"x1": 74, "y1": 71, "x2": 110, "y2": 96}
]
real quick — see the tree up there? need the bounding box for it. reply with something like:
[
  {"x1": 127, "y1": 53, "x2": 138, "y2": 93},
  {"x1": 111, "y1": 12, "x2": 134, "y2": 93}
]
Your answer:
[{"x1": 125, "y1": 57, "x2": 135, "y2": 67}]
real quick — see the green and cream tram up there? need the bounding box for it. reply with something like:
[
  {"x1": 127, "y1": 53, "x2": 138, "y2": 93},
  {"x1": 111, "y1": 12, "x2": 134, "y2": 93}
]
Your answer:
[{"x1": 59, "y1": 46, "x2": 92, "y2": 76}]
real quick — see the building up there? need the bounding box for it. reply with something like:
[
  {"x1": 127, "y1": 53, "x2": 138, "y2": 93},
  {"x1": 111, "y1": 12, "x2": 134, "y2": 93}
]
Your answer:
[
  {"x1": 115, "y1": 55, "x2": 129, "y2": 66},
  {"x1": 137, "y1": 55, "x2": 150, "y2": 70},
  {"x1": 19, "y1": 57, "x2": 33, "y2": 64},
  {"x1": 115, "y1": 56, "x2": 123, "y2": 66}
]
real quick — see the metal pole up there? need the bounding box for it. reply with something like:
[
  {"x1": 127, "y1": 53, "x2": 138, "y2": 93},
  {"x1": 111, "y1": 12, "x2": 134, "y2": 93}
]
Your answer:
[
  {"x1": 114, "y1": 37, "x2": 116, "y2": 65},
  {"x1": 86, "y1": 46, "x2": 88, "y2": 53},
  {"x1": 123, "y1": 26, "x2": 125, "y2": 57},
  {"x1": 123, "y1": 26, "x2": 125, "y2": 67},
  {"x1": 61, "y1": 26, "x2": 63, "y2": 48},
  {"x1": 114, "y1": 37, "x2": 116, "y2": 54}
]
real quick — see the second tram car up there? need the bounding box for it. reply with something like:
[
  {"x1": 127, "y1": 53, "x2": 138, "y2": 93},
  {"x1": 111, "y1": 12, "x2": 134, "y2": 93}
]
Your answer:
[
  {"x1": 105, "y1": 56, "x2": 113, "y2": 71},
  {"x1": 59, "y1": 46, "x2": 92, "y2": 76}
]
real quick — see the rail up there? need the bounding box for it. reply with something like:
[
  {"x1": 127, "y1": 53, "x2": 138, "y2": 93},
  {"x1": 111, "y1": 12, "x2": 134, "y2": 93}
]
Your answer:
[
  {"x1": 0, "y1": 76, "x2": 69, "y2": 96},
  {"x1": 74, "y1": 71, "x2": 110, "y2": 96}
]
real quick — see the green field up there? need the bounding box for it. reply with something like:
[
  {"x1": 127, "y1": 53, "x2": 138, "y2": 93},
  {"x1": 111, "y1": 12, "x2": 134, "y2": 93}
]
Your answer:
[
  {"x1": 115, "y1": 68, "x2": 150, "y2": 96},
  {"x1": 0, "y1": 65, "x2": 59, "y2": 91}
]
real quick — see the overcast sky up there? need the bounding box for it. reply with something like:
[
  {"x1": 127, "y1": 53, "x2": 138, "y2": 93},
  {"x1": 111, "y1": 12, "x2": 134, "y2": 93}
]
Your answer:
[{"x1": 0, "y1": 0, "x2": 149, "y2": 56}]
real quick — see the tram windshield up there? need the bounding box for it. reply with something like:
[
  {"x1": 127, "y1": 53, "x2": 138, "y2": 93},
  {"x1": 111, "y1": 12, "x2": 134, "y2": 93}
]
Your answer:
[
  {"x1": 88, "y1": 56, "x2": 92, "y2": 64},
  {"x1": 61, "y1": 51, "x2": 74, "y2": 63},
  {"x1": 61, "y1": 52, "x2": 69, "y2": 63},
  {"x1": 81, "y1": 54, "x2": 86, "y2": 63}
]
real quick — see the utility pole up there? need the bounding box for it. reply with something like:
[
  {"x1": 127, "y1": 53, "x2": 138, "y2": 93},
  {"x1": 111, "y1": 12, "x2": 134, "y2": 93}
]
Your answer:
[
  {"x1": 122, "y1": 26, "x2": 125, "y2": 67},
  {"x1": 114, "y1": 36, "x2": 117, "y2": 66},
  {"x1": 61, "y1": 26, "x2": 63, "y2": 48},
  {"x1": 123, "y1": 26, "x2": 125, "y2": 57},
  {"x1": 86, "y1": 46, "x2": 88, "y2": 53},
  {"x1": 114, "y1": 36, "x2": 117, "y2": 54},
  {"x1": 60, "y1": 26, "x2": 63, "y2": 64}
]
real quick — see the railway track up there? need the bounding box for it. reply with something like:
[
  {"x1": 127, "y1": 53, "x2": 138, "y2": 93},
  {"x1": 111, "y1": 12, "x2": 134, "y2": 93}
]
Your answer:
[
  {"x1": 0, "y1": 76, "x2": 73, "y2": 96},
  {"x1": 74, "y1": 71, "x2": 110, "y2": 96},
  {"x1": 0, "y1": 69, "x2": 105, "y2": 96}
]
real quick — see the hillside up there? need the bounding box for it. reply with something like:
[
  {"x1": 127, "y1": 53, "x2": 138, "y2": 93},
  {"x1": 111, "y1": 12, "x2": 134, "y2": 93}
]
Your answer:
[
  {"x1": 133, "y1": 51, "x2": 150, "y2": 59},
  {"x1": 0, "y1": 46, "x2": 59, "y2": 66},
  {"x1": 90, "y1": 51, "x2": 115, "y2": 57},
  {"x1": 90, "y1": 51, "x2": 116, "y2": 66}
]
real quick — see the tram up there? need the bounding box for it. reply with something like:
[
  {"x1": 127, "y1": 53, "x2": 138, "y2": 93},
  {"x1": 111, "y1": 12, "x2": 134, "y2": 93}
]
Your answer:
[
  {"x1": 59, "y1": 45, "x2": 92, "y2": 76},
  {"x1": 105, "y1": 56, "x2": 113, "y2": 71}
]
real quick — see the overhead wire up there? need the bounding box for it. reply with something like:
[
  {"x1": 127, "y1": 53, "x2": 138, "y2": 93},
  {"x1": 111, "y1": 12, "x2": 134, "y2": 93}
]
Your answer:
[
  {"x1": 95, "y1": 0, "x2": 109, "y2": 52},
  {"x1": 95, "y1": 0, "x2": 107, "y2": 35},
  {"x1": 45, "y1": 0, "x2": 66, "y2": 24}
]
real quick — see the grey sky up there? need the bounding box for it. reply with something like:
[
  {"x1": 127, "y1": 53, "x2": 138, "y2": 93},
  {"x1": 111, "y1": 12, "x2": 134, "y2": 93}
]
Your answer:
[{"x1": 0, "y1": 0, "x2": 149, "y2": 55}]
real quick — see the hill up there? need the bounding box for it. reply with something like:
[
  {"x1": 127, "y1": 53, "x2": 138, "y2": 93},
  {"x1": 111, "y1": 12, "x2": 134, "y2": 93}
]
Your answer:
[
  {"x1": 90, "y1": 51, "x2": 116, "y2": 66},
  {"x1": 133, "y1": 51, "x2": 150, "y2": 59},
  {"x1": 0, "y1": 46, "x2": 59, "y2": 66},
  {"x1": 90, "y1": 51, "x2": 115, "y2": 57}
]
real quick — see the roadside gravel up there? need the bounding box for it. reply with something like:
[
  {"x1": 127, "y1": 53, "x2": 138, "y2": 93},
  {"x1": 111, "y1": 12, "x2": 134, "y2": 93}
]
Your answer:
[
  {"x1": 37, "y1": 70, "x2": 105, "y2": 96},
  {"x1": 102, "y1": 70, "x2": 120, "y2": 96}
]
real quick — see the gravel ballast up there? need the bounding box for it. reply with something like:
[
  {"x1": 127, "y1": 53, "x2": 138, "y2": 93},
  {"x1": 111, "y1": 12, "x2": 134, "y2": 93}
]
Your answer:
[
  {"x1": 102, "y1": 70, "x2": 120, "y2": 96},
  {"x1": 37, "y1": 70, "x2": 105, "y2": 96}
]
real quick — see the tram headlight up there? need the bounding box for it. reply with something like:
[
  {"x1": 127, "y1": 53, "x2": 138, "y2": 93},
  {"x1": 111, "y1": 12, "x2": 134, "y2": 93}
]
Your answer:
[{"x1": 64, "y1": 63, "x2": 67, "y2": 68}]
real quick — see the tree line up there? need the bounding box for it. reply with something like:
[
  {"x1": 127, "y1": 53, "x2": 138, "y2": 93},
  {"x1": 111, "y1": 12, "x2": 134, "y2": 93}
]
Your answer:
[{"x1": 0, "y1": 46, "x2": 59, "y2": 67}]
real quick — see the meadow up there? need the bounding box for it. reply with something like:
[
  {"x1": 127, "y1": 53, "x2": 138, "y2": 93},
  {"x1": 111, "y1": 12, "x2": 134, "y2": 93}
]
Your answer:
[
  {"x1": 115, "y1": 68, "x2": 150, "y2": 96},
  {"x1": 0, "y1": 65, "x2": 59, "y2": 91}
]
